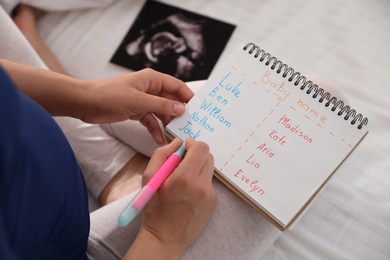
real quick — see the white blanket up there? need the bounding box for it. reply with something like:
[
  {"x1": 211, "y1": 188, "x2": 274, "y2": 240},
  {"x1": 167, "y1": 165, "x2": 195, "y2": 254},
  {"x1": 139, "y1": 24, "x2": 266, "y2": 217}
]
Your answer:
[{"x1": 33, "y1": 0, "x2": 390, "y2": 259}]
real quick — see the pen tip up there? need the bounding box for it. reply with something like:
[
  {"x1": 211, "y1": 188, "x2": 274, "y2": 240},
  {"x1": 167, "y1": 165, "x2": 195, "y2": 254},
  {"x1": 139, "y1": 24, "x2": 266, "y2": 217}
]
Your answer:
[
  {"x1": 174, "y1": 141, "x2": 187, "y2": 158},
  {"x1": 117, "y1": 206, "x2": 139, "y2": 227},
  {"x1": 118, "y1": 217, "x2": 130, "y2": 227}
]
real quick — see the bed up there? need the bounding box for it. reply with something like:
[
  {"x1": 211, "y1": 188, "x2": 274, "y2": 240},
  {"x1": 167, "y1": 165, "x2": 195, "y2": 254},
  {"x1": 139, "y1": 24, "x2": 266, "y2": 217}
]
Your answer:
[{"x1": 21, "y1": 0, "x2": 390, "y2": 259}]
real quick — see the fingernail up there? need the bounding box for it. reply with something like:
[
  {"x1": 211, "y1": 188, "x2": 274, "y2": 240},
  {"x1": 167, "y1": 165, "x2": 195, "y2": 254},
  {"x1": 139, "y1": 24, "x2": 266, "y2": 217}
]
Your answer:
[{"x1": 174, "y1": 103, "x2": 185, "y2": 115}]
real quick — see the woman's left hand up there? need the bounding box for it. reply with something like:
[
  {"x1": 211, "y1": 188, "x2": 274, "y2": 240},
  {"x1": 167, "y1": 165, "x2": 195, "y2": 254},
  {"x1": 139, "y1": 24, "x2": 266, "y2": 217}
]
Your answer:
[{"x1": 81, "y1": 68, "x2": 193, "y2": 144}]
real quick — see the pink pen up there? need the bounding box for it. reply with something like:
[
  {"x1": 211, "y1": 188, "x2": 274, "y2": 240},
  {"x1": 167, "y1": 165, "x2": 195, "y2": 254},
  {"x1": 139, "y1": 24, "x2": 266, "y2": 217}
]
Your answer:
[{"x1": 118, "y1": 141, "x2": 186, "y2": 227}]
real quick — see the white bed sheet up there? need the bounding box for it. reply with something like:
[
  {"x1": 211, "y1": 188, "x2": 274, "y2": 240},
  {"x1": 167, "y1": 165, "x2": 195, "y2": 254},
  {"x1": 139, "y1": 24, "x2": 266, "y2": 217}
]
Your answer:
[{"x1": 35, "y1": 0, "x2": 390, "y2": 259}]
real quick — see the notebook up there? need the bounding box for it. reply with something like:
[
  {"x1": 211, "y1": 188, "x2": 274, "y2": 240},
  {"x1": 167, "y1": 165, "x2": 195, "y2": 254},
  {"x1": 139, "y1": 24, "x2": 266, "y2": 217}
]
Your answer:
[{"x1": 165, "y1": 43, "x2": 369, "y2": 231}]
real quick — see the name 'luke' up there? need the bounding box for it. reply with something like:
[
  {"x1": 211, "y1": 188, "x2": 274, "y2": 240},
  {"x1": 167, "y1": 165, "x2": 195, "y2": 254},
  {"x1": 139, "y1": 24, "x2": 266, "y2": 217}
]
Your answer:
[{"x1": 218, "y1": 72, "x2": 241, "y2": 98}]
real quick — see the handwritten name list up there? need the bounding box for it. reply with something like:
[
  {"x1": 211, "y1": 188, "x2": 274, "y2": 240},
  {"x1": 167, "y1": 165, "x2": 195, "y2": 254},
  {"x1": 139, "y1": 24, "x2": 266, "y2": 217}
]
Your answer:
[{"x1": 166, "y1": 46, "x2": 366, "y2": 227}]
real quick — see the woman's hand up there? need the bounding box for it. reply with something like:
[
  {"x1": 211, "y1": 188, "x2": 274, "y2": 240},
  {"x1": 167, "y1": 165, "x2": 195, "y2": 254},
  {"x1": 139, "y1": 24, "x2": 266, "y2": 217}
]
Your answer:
[
  {"x1": 82, "y1": 69, "x2": 193, "y2": 143},
  {"x1": 124, "y1": 138, "x2": 217, "y2": 259},
  {"x1": 83, "y1": 68, "x2": 192, "y2": 124}
]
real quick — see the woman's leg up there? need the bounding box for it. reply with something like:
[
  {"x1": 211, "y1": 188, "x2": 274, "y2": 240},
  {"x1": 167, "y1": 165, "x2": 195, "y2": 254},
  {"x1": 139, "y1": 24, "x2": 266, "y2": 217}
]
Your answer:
[{"x1": 12, "y1": 4, "x2": 67, "y2": 74}]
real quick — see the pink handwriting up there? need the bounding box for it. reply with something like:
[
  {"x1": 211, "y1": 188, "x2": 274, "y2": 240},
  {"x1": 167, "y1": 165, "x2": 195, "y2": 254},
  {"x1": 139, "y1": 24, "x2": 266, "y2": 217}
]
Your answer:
[
  {"x1": 234, "y1": 169, "x2": 265, "y2": 195},
  {"x1": 296, "y1": 99, "x2": 327, "y2": 124},
  {"x1": 246, "y1": 154, "x2": 261, "y2": 169},
  {"x1": 260, "y1": 70, "x2": 290, "y2": 101},
  {"x1": 278, "y1": 115, "x2": 313, "y2": 144},
  {"x1": 257, "y1": 143, "x2": 275, "y2": 158},
  {"x1": 269, "y1": 130, "x2": 287, "y2": 146}
]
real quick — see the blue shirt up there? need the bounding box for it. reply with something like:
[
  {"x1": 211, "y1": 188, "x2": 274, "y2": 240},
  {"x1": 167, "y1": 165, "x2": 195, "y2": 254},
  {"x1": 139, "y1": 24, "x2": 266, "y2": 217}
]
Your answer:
[{"x1": 0, "y1": 67, "x2": 90, "y2": 259}]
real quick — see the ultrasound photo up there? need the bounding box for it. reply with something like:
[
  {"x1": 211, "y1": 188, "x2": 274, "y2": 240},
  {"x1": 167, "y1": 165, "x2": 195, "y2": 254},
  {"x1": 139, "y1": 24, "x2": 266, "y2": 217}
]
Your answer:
[{"x1": 111, "y1": 1, "x2": 236, "y2": 81}]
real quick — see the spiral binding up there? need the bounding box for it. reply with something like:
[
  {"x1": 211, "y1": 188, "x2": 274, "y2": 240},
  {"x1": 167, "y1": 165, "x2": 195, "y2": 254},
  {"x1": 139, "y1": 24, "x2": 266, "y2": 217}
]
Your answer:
[{"x1": 243, "y1": 43, "x2": 368, "y2": 130}]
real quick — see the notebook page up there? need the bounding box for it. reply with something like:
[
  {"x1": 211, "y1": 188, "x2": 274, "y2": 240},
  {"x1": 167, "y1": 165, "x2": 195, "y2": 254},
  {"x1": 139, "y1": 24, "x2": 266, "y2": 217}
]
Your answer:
[{"x1": 166, "y1": 44, "x2": 367, "y2": 228}]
